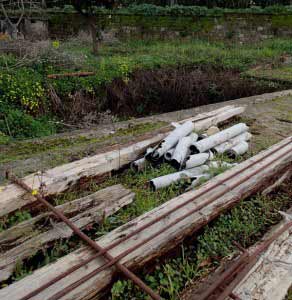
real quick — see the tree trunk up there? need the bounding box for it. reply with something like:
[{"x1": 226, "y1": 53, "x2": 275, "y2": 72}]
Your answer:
[{"x1": 90, "y1": 17, "x2": 98, "y2": 55}]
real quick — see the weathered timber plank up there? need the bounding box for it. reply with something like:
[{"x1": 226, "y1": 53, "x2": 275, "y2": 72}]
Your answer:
[
  {"x1": 234, "y1": 212, "x2": 292, "y2": 300},
  {"x1": 0, "y1": 106, "x2": 245, "y2": 218},
  {"x1": 0, "y1": 185, "x2": 132, "y2": 250},
  {"x1": 0, "y1": 136, "x2": 290, "y2": 300},
  {"x1": 0, "y1": 185, "x2": 134, "y2": 281}
]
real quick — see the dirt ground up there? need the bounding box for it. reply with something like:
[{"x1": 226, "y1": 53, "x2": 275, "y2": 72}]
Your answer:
[{"x1": 0, "y1": 89, "x2": 291, "y2": 184}]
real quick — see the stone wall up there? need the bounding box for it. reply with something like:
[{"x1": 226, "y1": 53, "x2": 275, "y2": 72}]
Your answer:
[{"x1": 47, "y1": 13, "x2": 292, "y2": 42}]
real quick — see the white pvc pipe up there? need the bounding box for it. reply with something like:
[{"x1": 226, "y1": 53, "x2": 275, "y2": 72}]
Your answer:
[
  {"x1": 190, "y1": 123, "x2": 248, "y2": 154},
  {"x1": 185, "y1": 152, "x2": 214, "y2": 170},
  {"x1": 209, "y1": 161, "x2": 238, "y2": 169},
  {"x1": 213, "y1": 132, "x2": 252, "y2": 154},
  {"x1": 171, "y1": 133, "x2": 198, "y2": 169},
  {"x1": 150, "y1": 165, "x2": 209, "y2": 190},
  {"x1": 186, "y1": 173, "x2": 211, "y2": 191},
  {"x1": 147, "y1": 121, "x2": 195, "y2": 162},
  {"x1": 131, "y1": 147, "x2": 153, "y2": 172},
  {"x1": 131, "y1": 157, "x2": 146, "y2": 172},
  {"x1": 227, "y1": 141, "x2": 249, "y2": 159}
]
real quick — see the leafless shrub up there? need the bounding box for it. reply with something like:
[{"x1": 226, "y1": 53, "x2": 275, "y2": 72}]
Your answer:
[{"x1": 106, "y1": 66, "x2": 279, "y2": 117}]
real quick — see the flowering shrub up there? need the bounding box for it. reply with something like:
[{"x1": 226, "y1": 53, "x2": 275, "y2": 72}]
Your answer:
[{"x1": 0, "y1": 68, "x2": 45, "y2": 113}]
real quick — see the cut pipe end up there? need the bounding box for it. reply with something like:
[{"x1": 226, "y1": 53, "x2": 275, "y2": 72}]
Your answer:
[
  {"x1": 190, "y1": 145, "x2": 200, "y2": 154},
  {"x1": 226, "y1": 150, "x2": 236, "y2": 159},
  {"x1": 149, "y1": 180, "x2": 156, "y2": 191},
  {"x1": 170, "y1": 159, "x2": 181, "y2": 170}
]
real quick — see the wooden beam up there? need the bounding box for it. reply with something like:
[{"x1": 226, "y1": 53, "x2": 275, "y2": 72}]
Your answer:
[
  {"x1": 234, "y1": 210, "x2": 292, "y2": 300},
  {"x1": 0, "y1": 106, "x2": 245, "y2": 218},
  {"x1": 0, "y1": 137, "x2": 290, "y2": 300},
  {"x1": 0, "y1": 185, "x2": 134, "y2": 281}
]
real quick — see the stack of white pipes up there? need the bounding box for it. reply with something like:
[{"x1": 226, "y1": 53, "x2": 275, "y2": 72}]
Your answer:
[{"x1": 131, "y1": 121, "x2": 252, "y2": 191}]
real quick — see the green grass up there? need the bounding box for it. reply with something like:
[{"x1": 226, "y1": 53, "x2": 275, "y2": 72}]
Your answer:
[
  {"x1": 286, "y1": 286, "x2": 292, "y2": 300},
  {"x1": 63, "y1": 37, "x2": 292, "y2": 75},
  {"x1": 246, "y1": 66, "x2": 292, "y2": 82},
  {"x1": 1, "y1": 37, "x2": 292, "y2": 139}
]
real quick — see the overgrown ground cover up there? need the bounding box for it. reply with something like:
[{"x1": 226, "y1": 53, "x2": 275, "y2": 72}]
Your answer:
[
  {"x1": 1, "y1": 111, "x2": 291, "y2": 294},
  {"x1": 1, "y1": 37, "x2": 292, "y2": 140},
  {"x1": 246, "y1": 65, "x2": 292, "y2": 83}
]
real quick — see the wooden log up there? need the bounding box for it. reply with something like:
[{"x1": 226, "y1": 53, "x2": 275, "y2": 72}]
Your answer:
[
  {"x1": 0, "y1": 185, "x2": 134, "y2": 281},
  {"x1": 1, "y1": 137, "x2": 290, "y2": 300},
  {"x1": 234, "y1": 211, "x2": 292, "y2": 300},
  {"x1": 0, "y1": 185, "x2": 133, "y2": 251},
  {"x1": 0, "y1": 106, "x2": 245, "y2": 218}
]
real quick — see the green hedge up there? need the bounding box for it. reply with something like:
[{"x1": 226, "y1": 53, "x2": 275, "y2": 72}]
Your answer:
[{"x1": 48, "y1": 4, "x2": 292, "y2": 16}]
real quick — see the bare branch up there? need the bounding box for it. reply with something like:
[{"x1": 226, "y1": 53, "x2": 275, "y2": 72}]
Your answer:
[{"x1": 0, "y1": 3, "x2": 14, "y2": 28}]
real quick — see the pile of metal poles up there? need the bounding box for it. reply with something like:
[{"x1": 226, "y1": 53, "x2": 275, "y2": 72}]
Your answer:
[{"x1": 131, "y1": 121, "x2": 252, "y2": 190}]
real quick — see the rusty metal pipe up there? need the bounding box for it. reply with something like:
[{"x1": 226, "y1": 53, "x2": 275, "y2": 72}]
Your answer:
[
  {"x1": 7, "y1": 174, "x2": 161, "y2": 300},
  {"x1": 46, "y1": 142, "x2": 292, "y2": 300}
]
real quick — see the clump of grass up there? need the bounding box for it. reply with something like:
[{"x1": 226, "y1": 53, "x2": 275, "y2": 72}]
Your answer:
[{"x1": 0, "y1": 210, "x2": 32, "y2": 233}]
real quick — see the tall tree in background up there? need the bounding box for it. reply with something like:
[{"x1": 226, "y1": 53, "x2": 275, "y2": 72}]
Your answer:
[{"x1": 71, "y1": 0, "x2": 111, "y2": 55}]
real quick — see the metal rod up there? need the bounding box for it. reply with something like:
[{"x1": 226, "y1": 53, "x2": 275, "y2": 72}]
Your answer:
[
  {"x1": 46, "y1": 141, "x2": 292, "y2": 300},
  {"x1": 213, "y1": 221, "x2": 292, "y2": 300},
  {"x1": 7, "y1": 173, "x2": 161, "y2": 300},
  {"x1": 196, "y1": 253, "x2": 249, "y2": 300},
  {"x1": 17, "y1": 138, "x2": 292, "y2": 300}
]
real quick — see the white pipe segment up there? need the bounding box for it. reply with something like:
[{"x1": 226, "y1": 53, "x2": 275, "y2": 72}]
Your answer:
[
  {"x1": 131, "y1": 157, "x2": 146, "y2": 172},
  {"x1": 186, "y1": 173, "x2": 212, "y2": 191},
  {"x1": 171, "y1": 133, "x2": 198, "y2": 169},
  {"x1": 190, "y1": 123, "x2": 248, "y2": 154},
  {"x1": 213, "y1": 132, "x2": 252, "y2": 154},
  {"x1": 227, "y1": 141, "x2": 249, "y2": 159},
  {"x1": 164, "y1": 148, "x2": 175, "y2": 161},
  {"x1": 131, "y1": 147, "x2": 154, "y2": 171},
  {"x1": 185, "y1": 152, "x2": 214, "y2": 170},
  {"x1": 150, "y1": 165, "x2": 209, "y2": 190},
  {"x1": 147, "y1": 121, "x2": 195, "y2": 162},
  {"x1": 209, "y1": 161, "x2": 238, "y2": 168}
]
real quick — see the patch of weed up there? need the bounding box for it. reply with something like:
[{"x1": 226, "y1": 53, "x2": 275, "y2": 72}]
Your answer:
[{"x1": 0, "y1": 210, "x2": 32, "y2": 233}]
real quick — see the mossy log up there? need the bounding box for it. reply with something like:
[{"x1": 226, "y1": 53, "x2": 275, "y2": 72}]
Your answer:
[{"x1": 1, "y1": 136, "x2": 290, "y2": 300}]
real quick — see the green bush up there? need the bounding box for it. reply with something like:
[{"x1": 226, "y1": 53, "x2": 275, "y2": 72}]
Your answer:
[
  {"x1": 0, "y1": 68, "x2": 46, "y2": 113},
  {"x1": 109, "y1": 4, "x2": 292, "y2": 16},
  {"x1": 0, "y1": 108, "x2": 56, "y2": 139}
]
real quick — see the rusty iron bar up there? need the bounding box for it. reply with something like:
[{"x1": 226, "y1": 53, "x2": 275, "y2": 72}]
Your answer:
[
  {"x1": 211, "y1": 220, "x2": 292, "y2": 300},
  {"x1": 47, "y1": 71, "x2": 95, "y2": 79},
  {"x1": 45, "y1": 140, "x2": 292, "y2": 300},
  {"x1": 229, "y1": 293, "x2": 242, "y2": 300},
  {"x1": 7, "y1": 173, "x2": 161, "y2": 300},
  {"x1": 17, "y1": 138, "x2": 292, "y2": 300},
  {"x1": 195, "y1": 252, "x2": 249, "y2": 300}
]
